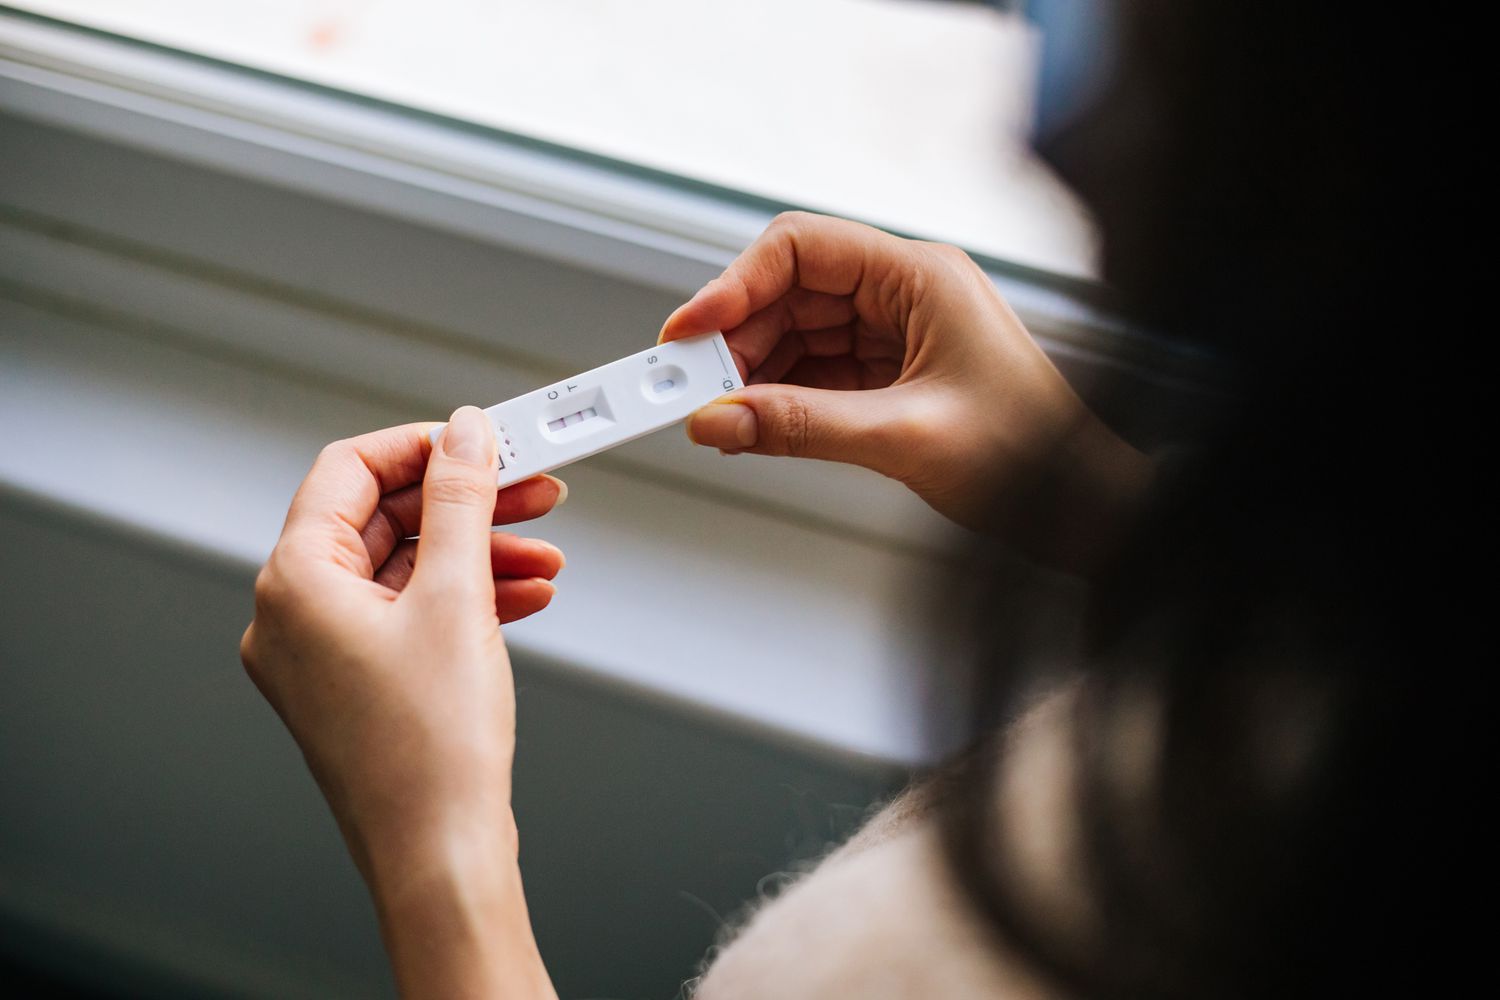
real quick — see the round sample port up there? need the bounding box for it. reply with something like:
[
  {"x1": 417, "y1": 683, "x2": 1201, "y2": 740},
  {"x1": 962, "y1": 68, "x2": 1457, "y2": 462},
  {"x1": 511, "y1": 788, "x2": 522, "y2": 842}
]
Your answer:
[{"x1": 642, "y1": 364, "x2": 688, "y2": 402}]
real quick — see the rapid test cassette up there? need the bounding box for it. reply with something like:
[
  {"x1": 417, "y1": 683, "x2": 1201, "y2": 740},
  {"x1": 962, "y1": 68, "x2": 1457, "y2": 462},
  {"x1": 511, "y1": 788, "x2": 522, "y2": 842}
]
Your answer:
[{"x1": 429, "y1": 331, "x2": 744, "y2": 486}]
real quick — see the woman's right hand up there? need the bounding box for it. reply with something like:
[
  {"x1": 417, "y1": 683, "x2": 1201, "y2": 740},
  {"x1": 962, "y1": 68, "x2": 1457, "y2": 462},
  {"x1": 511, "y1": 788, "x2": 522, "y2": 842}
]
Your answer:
[{"x1": 659, "y1": 212, "x2": 1150, "y2": 566}]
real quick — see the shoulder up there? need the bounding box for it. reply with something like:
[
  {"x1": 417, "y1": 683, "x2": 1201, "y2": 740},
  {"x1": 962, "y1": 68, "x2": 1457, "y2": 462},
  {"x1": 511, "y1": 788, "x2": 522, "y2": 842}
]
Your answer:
[
  {"x1": 693, "y1": 808, "x2": 1050, "y2": 1000},
  {"x1": 691, "y1": 684, "x2": 1087, "y2": 1000}
]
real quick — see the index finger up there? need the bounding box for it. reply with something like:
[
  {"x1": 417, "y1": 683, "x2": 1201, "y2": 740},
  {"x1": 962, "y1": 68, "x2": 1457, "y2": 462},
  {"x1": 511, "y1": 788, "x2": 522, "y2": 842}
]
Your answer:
[
  {"x1": 657, "y1": 212, "x2": 908, "y2": 365},
  {"x1": 281, "y1": 422, "x2": 436, "y2": 554}
]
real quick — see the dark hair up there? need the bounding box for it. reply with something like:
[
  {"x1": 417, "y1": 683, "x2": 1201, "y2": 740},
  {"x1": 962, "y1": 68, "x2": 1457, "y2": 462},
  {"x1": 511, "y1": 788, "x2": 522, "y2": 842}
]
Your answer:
[{"x1": 940, "y1": 4, "x2": 1476, "y2": 997}]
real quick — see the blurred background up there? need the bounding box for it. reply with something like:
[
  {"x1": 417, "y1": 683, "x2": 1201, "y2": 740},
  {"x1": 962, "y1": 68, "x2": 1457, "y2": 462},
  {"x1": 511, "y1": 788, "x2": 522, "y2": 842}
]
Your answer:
[{"x1": 0, "y1": 2, "x2": 1206, "y2": 997}]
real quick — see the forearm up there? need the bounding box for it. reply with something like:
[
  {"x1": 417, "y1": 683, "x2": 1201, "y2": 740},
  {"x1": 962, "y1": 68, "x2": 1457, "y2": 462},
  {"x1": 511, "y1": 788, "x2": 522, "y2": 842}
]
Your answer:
[{"x1": 364, "y1": 822, "x2": 557, "y2": 1000}]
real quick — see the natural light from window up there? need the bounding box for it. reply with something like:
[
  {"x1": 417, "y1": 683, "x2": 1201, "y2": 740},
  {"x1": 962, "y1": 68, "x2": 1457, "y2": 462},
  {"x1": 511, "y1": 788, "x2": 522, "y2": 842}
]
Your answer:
[{"x1": 9, "y1": 0, "x2": 1098, "y2": 278}]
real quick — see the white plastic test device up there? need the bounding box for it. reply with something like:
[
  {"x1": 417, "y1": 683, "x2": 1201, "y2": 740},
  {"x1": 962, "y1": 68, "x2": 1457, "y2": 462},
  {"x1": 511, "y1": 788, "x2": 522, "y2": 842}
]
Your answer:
[{"x1": 429, "y1": 332, "x2": 744, "y2": 486}]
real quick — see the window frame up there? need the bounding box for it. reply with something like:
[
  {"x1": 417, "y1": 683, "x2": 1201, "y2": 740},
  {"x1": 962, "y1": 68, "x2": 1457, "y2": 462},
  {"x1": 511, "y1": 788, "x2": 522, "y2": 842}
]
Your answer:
[{"x1": 0, "y1": 4, "x2": 1209, "y2": 380}]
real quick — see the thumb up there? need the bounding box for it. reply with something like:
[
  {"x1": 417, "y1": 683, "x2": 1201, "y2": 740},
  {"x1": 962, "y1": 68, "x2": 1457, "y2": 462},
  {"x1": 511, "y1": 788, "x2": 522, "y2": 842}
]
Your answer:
[
  {"x1": 410, "y1": 406, "x2": 497, "y2": 599},
  {"x1": 685, "y1": 384, "x2": 909, "y2": 477}
]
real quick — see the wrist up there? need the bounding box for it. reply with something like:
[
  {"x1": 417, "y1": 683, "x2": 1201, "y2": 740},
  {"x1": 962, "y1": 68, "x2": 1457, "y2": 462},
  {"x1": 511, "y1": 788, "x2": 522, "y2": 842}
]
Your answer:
[
  {"x1": 362, "y1": 814, "x2": 554, "y2": 999},
  {"x1": 1046, "y1": 413, "x2": 1155, "y2": 574},
  {"x1": 358, "y1": 802, "x2": 518, "y2": 897}
]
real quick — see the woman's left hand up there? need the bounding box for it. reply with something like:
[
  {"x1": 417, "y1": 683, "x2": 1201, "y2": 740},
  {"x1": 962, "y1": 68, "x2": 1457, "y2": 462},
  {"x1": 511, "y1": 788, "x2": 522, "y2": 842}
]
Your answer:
[{"x1": 240, "y1": 407, "x2": 561, "y2": 999}]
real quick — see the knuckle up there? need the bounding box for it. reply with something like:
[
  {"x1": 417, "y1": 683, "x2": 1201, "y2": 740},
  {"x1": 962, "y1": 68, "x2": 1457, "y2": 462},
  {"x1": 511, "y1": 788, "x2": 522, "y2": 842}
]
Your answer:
[
  {"x1": 776, "y1": 296, "x2": 799, "y2": 334},
  {"x1": 720, "y1": 269, "x2": 756, "y2": 315},
  {"x1": 768, "y1": 210, "x2": 830, "y2": 241},
  {"x1": 898, "y1": 243, "x2": 981, "y2": 316},
  {"x1": 238, "y1": 623, "x2": 259, "y2": 673},
  {"x1": 947, "y1": 246, "x2": 986, "y2": 283},
  {"x1": 423, "y1": 473, "x2": 494, "y2": 509},
  {"x1": 872, "y1": 264, "x2": 915, "y2": 326},
  {"x1": 316, "y1": 438, "x2": 353, "y2": 466},
  {"x1": 770, "y1": 209, "x2": 808, "y2": 231},
  {"x1": 772, "y1": 394, "x2": 815, "y2": 457},
  {"x1": 925, "y1": 241, "x2": 974, "y2": 271},
  {"x1": 937, "y1": 241, "x2": 968, "y2": 261},
  {"x1": 252, "y1": 563, "x2": 284, "y2": 614}
]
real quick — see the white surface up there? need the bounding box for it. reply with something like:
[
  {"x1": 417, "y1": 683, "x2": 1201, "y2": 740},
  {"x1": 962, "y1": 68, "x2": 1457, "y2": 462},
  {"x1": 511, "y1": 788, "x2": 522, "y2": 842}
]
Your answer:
[
  {"x1": 428, "y1": 332, "x2": 744, "y2": 487},
  {"x1": 8, "y1": 0, "x2": 1098, "y2": 277}
]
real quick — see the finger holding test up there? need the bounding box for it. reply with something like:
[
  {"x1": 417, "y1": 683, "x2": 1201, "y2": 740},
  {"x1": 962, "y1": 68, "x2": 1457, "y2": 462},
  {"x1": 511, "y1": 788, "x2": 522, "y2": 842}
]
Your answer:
[
  {"x1": 657, "y1": 213, "x2": 903, "y2": 370},
  {"x1": 373, "y1": 533, "x2": 564, "y2": 594},
  {"x1": 281, "y1": 422, "x2": 435, "y2": 575},
  {"x1": 493, "y1": 578, "x2": 557, "y2": 625},
  {"x1": 361, "y1": 474, "x2": 567, "y2": 571},
  {"x1": 407, "y1": 406, "x2": 503, "y2": 599},
  {"x1": 712, "y1": 289, "x2": 858, "y2": 376}
]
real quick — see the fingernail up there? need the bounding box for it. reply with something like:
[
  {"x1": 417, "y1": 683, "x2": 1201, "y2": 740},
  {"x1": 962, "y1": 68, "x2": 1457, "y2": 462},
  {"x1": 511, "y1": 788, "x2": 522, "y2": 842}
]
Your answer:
[
  {"x1": 525, "y1": 537, "x2": 567, "y2": 571},
  {"x1": 688, "y1": 402, "x2": 757, "y2": 450},
  {"x1": 657, "y1": 304, "x2": 692, "y2": 345},
  {"x1": 544, "y1": 475, "x2": 569, "y2": 507},
  {"x1": 442, "y1": 406, "x2": 492, "y2": 465}
]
